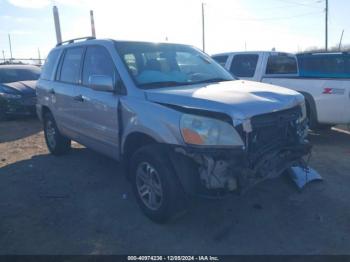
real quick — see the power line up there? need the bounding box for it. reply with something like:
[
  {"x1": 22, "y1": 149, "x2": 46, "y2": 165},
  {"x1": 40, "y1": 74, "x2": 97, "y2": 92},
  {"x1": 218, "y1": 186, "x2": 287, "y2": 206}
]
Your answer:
[
  {"x1": 210, "y1": 5, "x2": 317, "y2": 12},
  {"x1": 276, "y1": 0, "x2": 323, "y2": 8},
  {"x1": 207, "y1": 1, "x2": 323, "y2": 12},
  {"x1": 231, "y1": 11, "x2": 323, "y2": 21}
]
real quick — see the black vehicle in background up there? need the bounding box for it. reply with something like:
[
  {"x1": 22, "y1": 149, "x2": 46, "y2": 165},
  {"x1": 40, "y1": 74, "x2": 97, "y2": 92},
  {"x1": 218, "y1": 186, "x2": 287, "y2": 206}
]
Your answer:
[
  {"x1": 297, "y1": 52, "x2": 350, "y2": 79},
  {"x1": 0, "y1": 64, "x2": 41, "y2": 120}
]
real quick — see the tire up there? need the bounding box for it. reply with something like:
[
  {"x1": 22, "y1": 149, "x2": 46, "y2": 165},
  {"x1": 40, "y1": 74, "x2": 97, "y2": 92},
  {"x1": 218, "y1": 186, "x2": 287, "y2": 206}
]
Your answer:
[
  {"x1": 43, "y1": 112, "x2": 71, "y2": 155},
  {"x1": 130, "y1": 144, "x2": 186, "y2": 223}
]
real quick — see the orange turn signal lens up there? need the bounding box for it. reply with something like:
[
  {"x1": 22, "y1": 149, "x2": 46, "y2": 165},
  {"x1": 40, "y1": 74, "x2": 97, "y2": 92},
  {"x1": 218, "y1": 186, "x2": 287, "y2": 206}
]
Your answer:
[{"x1": 181, "y1": 128, "x2": 204, "y2": 145}]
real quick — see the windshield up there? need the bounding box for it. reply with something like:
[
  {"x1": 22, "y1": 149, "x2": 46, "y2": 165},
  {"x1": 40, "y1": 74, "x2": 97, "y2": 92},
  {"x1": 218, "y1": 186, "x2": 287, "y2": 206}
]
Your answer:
[
  {"x1": 115, "y1": 42, "x2": 234, "y2": 88},
  {"x1": 0, "y1": 67, "x2": 41, "y2": 83}
]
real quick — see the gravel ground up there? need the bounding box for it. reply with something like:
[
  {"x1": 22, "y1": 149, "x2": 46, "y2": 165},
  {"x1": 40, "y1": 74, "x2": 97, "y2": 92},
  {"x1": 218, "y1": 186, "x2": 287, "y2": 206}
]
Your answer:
[{"x1": 0, "y1": 118, "x2": 349, "y2": 255}]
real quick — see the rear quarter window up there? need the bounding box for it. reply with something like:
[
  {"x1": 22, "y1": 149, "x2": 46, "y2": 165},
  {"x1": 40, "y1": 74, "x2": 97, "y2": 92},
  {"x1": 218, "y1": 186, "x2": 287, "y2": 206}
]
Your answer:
[
  {"x1": 266, "y1": 55, "x2": 297, "y2": 75},
  {"x1": 41, "y1": 49, "x2": 60, "y2": 80}
]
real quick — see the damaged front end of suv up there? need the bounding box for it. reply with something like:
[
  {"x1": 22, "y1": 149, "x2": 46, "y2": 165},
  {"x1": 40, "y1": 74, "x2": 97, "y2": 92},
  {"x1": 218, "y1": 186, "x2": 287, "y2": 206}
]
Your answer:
[{"x1": 168, "y1": 103, "x2": 311, "y2": 198}]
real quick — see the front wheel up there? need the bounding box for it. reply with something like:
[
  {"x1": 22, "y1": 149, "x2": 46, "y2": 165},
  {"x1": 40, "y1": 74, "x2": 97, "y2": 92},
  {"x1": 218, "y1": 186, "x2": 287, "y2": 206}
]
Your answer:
[
  {"x1": 130, "y1": 144, "x2": 186, "y2": 223},
  {"x1": 43, "y1": 112, "x2": 71, "y2": 155}
]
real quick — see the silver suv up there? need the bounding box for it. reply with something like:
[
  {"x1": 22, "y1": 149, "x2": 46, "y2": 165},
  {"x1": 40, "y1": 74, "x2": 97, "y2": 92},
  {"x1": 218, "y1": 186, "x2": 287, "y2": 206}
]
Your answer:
[{"x1": 37, "y1": 37, "x2": 310, "y2": 223}]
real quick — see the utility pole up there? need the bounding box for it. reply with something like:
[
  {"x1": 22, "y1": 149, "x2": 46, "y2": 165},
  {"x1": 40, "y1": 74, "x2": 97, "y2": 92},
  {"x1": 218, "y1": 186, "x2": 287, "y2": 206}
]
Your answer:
[
  {"x1": 53, "y1": 6, "x2": 62, "y2": 44},
  {"x1": 325, "y1": 0, "x2": 328, "y2": 51},
  {"x1": 38, "y1": 48, "x2": 42, "y2": 65},
  {"x1": 2, "y1": 50, "x2": 5, "y2": 63},
  {"x1": 90, "y1": 10, "x2": 96, "y2": 38},
  {"x1": 8, "y1": 34, "x2": 13, "y2": 61},
  {"x1": 338, "y1": 30, "x2": 344, "y2": 51},
  {"x1": 201, "y1": 2, "x2": 205, "y2": 52}
]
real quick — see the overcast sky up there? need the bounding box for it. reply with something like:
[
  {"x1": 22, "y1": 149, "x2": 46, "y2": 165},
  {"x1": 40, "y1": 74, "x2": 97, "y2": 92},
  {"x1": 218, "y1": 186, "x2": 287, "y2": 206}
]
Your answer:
[{"x1": 0, "y1": 0, "x2": 349, "y2": 59}]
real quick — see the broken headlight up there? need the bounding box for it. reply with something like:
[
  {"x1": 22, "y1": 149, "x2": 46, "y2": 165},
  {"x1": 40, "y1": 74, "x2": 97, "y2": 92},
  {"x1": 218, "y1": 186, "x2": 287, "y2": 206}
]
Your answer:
[{"x1": 180, "y1": 114, "x2": 244, "y2": 146}]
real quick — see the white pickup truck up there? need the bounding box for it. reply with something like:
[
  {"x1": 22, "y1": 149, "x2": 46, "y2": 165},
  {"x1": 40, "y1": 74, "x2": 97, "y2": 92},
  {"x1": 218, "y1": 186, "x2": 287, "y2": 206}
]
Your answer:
[{"x1": 212, "y1": 51, "x2": 350, "y2": 129}]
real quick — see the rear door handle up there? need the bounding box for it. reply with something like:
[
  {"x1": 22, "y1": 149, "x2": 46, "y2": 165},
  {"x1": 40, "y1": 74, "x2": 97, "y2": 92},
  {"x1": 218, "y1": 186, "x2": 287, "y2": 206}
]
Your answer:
[
  {"x1": 73, "y1": 95, "x2": 84, "y2": 102},
  {"x1": 48, "y1": 88, "x2": 55, "y2": 95}
]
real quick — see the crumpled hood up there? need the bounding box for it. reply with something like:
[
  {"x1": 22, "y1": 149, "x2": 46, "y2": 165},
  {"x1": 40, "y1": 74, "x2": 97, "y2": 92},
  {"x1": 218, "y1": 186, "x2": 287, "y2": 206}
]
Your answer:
[
  {"x1": 2, "y1": 80, "x2": 37, "y2": 95},
  {"x1": 145, "y1": 80, "x2": 304, "y2": 120}
]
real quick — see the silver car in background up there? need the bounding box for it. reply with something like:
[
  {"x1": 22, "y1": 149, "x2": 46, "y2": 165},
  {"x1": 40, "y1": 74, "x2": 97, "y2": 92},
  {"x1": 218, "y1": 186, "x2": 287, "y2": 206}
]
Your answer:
[{"x1": 36, "y1": 37, "x2": 310, "y2": 223}]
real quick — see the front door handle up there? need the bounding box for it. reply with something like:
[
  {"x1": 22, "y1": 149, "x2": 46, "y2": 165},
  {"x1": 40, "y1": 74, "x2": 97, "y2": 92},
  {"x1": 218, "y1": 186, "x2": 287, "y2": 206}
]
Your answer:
[{"x1": 73, "y1": 95, "x2": 84, "y2": 102}]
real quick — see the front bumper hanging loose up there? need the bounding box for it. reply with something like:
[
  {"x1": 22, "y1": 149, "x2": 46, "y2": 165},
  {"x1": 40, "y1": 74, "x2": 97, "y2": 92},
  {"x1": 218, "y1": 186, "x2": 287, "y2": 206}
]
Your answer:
[
  {"x1": 169, "y1": 141, "x2": 322, "y2": 198},
  {"x1": 288, "y1": 166, "x2": 323, "y2": 189}
]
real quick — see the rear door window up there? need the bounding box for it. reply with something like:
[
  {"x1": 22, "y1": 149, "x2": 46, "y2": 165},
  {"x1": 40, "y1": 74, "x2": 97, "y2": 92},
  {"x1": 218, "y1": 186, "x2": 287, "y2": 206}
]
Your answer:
[
  {"x1": 212, "y1": 55, "x2": 229, "y2": 67},
  {"x1": 41, "y1": 49, "x2": 60, "y2": 80},
  {"x1": 59, "y1": 47, "x2": 84, "y2": 84},
  {"x1": 266, "y1": 55, "x2": 297, "y2": 74},
  {"x1": 82, "y1": 46, "x2": 116, "y2": 86},
  {"x1": 230, "y1": 54, "x2": 259, "y2": 77}
]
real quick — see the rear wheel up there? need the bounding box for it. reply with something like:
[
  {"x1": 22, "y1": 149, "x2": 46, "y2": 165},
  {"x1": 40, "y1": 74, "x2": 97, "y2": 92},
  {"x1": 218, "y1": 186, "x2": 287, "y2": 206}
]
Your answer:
[
  {"x1": 43, "y1": 112, "x2": 71, "y2": 155},
  {"x1": 130, "y1": 144, "x2": 186, "y2": 223},
  {"x1": 306, "y1": 101, "x2": 333, "y2": 131}
]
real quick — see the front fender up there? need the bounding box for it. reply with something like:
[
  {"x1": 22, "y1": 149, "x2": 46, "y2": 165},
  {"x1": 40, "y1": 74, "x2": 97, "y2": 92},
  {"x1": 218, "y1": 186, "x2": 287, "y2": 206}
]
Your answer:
[{"x1": 120, "y1": 96, "x2": 184, "y2": 154}]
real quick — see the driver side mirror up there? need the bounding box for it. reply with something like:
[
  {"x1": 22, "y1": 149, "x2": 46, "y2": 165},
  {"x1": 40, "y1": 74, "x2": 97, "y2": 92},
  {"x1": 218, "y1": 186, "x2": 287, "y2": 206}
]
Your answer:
[{"x1": 89, "y1": 75, "x2": 114, "y2": 92}]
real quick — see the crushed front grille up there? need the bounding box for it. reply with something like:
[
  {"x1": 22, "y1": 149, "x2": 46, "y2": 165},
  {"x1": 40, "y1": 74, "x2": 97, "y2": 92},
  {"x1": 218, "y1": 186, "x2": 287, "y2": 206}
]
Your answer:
[{"x1": 247, "y1": 106, "x2": 302, "y2": 162}]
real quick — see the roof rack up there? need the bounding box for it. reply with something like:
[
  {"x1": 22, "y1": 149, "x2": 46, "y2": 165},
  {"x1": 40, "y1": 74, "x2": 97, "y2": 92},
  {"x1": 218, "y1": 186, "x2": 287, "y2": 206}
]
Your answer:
[{"x1": 56, "y1": 36, "x2": 96, "y2": 47}]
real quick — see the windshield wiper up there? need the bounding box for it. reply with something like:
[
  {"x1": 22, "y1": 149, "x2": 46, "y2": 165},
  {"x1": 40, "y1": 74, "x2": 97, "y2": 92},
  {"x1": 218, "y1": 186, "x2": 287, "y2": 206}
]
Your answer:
[
  {"x1": 138, "y1": 78, "x2": 232, "y2": 89},
  {"x1": 194, "y1": 78, "x2": 232, "y2": 84},
  {"x1": 138, "y1": 81, "x2": 192, "y2": 89}
]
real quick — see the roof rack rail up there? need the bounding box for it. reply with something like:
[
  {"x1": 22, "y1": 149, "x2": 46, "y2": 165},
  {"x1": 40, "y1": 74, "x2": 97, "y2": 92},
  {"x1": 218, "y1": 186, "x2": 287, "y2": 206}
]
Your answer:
[{"x1": 56, "y1": 36, "x2": 96, "y2": 47}]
